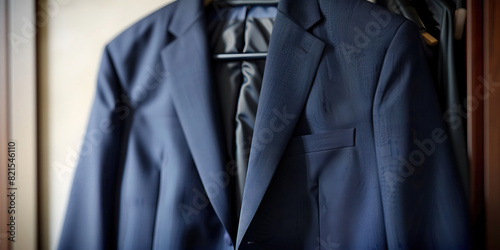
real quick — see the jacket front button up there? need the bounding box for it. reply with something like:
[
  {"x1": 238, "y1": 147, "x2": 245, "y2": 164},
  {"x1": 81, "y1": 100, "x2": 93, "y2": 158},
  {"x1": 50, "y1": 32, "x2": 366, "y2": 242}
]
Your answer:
[{"x1": 247, "y1": 241, "x2": 255, "y2": 245}]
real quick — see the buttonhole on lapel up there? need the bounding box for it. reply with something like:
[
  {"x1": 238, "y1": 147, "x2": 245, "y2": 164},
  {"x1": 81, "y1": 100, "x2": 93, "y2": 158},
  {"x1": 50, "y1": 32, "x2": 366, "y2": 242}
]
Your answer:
[{"x1": 297, "y1": 45, "x2": 308, "y2": 54}]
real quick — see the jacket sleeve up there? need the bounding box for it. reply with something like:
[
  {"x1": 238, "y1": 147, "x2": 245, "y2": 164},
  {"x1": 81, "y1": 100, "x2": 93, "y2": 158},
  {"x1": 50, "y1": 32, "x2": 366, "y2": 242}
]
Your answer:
[
  {"x1": 372, "y1": 20, "x2": 470, "y2": 249},
  {"x1": 58, "y1": 45, "x2": 131, "y2": 250}
]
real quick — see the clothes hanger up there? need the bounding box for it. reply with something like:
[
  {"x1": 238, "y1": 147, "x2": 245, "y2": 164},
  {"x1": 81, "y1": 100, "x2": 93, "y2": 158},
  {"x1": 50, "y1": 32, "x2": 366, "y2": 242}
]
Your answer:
[
  {"x1": 395, "y1": 0, "x2": 438, "y2": 46},
  {"x1": 206, "y1": 0, "x2": 280, "y2": 61},
  {"x1": 213, "y1": 52, "x2": 268, "y2": 60},
  {"x1": 206, "y1": 0, "x2": 279, "y2": 6}
]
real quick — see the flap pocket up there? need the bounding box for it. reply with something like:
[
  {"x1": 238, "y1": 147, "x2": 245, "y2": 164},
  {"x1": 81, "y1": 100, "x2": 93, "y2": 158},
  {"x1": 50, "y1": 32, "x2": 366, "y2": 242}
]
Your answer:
[{"x1": 284, "y1": 128, "x2": 355, "y2": 156}]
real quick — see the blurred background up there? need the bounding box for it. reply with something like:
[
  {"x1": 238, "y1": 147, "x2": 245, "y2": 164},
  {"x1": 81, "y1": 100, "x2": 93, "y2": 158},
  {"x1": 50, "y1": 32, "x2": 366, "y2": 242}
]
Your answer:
[
  {"x1": 36, "y1": 0, "x2": 172, "y2": 249},
  {"x1": 1, "y1": 0, "x2": 173, "y2": 249},
  {"x1": 1, "y1": 0, "x2": 499, "y2": 249}
]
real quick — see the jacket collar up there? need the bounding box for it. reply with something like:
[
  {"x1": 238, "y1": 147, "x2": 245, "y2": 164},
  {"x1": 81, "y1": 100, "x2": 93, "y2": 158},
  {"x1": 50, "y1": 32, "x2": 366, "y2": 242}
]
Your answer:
[
  {"x1": 277, "y1": 0, "x2": 322, "y2": 30},
  {"x1": 164, "y1": 0, "x2": 324, "y2": 247},
  {"x1": 235, "y1": 7, "x2": 324, "y2": 248},
  {"x1": 168, "y1": 0, "x2": 322, "y2": 37},
  {"x1": 162, "y1": 0, "x2": 236, "y2": 240},
  {"x1": 168, "y1": 0, "x2": 204, "y2": 37}
]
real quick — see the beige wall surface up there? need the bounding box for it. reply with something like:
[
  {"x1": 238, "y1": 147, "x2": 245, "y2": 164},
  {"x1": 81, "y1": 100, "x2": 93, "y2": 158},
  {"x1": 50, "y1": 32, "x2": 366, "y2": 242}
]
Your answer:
[{"x1": 38, "y1": 0, "x2": 174, "y2": 249}]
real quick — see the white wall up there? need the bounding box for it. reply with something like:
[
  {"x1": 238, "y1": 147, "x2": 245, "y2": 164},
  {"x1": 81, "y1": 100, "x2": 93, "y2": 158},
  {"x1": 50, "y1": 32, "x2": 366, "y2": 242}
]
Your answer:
[{"x1": 38, "y1": 0, "x2": 174, "y2": 249}]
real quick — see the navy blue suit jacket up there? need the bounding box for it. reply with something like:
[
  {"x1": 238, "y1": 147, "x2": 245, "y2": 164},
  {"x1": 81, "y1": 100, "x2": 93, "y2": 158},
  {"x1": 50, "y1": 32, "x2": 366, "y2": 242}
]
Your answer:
[{"x1": 59, "y1": 0, "x2": 470, "y2": 249}]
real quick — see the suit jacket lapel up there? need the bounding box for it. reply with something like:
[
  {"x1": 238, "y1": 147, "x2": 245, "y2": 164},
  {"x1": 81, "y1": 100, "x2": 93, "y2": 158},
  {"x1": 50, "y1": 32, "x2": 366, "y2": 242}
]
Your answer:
[
  {"x1": 236, "y1": 2, "x2": 325, "y2": 248},
  {"x1": 161, "y1": 0, "x2": 235, "y2": 239}
]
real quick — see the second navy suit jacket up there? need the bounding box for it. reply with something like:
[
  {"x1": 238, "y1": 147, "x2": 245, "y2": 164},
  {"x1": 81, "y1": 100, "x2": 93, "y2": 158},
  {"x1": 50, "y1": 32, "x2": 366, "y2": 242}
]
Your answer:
[{"x1": 59, "y1": 0, "x2": 470, "y2": 249}]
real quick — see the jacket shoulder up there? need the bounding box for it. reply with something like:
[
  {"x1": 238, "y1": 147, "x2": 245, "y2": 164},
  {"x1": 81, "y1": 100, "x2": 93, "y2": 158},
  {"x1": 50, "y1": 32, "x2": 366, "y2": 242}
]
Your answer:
[
  {"x1": 321, "y1": 0, "x2": 417, "y2": 62},
  {"x1": 97, "y1": 1, "x2": 178, "y2": 95}
]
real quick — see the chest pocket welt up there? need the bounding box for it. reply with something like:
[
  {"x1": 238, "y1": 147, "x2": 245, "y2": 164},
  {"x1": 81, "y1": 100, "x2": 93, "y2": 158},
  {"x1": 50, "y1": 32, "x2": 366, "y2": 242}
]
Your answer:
[{"x1": 284, "y1": 128, "x2": 355, "y2": 156}]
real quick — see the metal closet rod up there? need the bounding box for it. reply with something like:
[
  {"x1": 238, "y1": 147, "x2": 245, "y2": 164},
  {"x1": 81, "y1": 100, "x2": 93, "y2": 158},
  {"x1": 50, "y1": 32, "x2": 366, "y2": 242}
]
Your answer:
[
  {"x1": 210, "y1": 0, "x2": 278, "y2": 60},
  {"x1": 213, "y1": 52, "x2": 268, "y2": 60}
]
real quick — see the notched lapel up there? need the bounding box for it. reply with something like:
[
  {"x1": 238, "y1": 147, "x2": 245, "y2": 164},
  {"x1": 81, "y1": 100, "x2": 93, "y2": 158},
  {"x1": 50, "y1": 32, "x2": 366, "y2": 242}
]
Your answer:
[
  {"x1": 236, "y1": 9, "x2": 325, "y2": 248},
  {"x1": 160, "y1": 3, "x2": 235, "y2": 239}
]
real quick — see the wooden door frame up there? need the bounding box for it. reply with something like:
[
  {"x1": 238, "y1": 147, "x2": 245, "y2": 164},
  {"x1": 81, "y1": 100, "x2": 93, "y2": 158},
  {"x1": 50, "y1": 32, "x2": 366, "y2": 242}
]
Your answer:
[
  {"x1": 483, "y1": 0, "x2": 500, "y2": 249},
  {"x1": 1, "y1": 0, "x2": 38, "y2": 249},
  {"x1": 468, "y1": 0, "x2": 500, "y2": 248},
  {"x1": 467, "y1": 0, "x2": 485, "y2": 248},
  {"x1": 0, "y1": 0, "x2": 11, "y2": 249}
]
